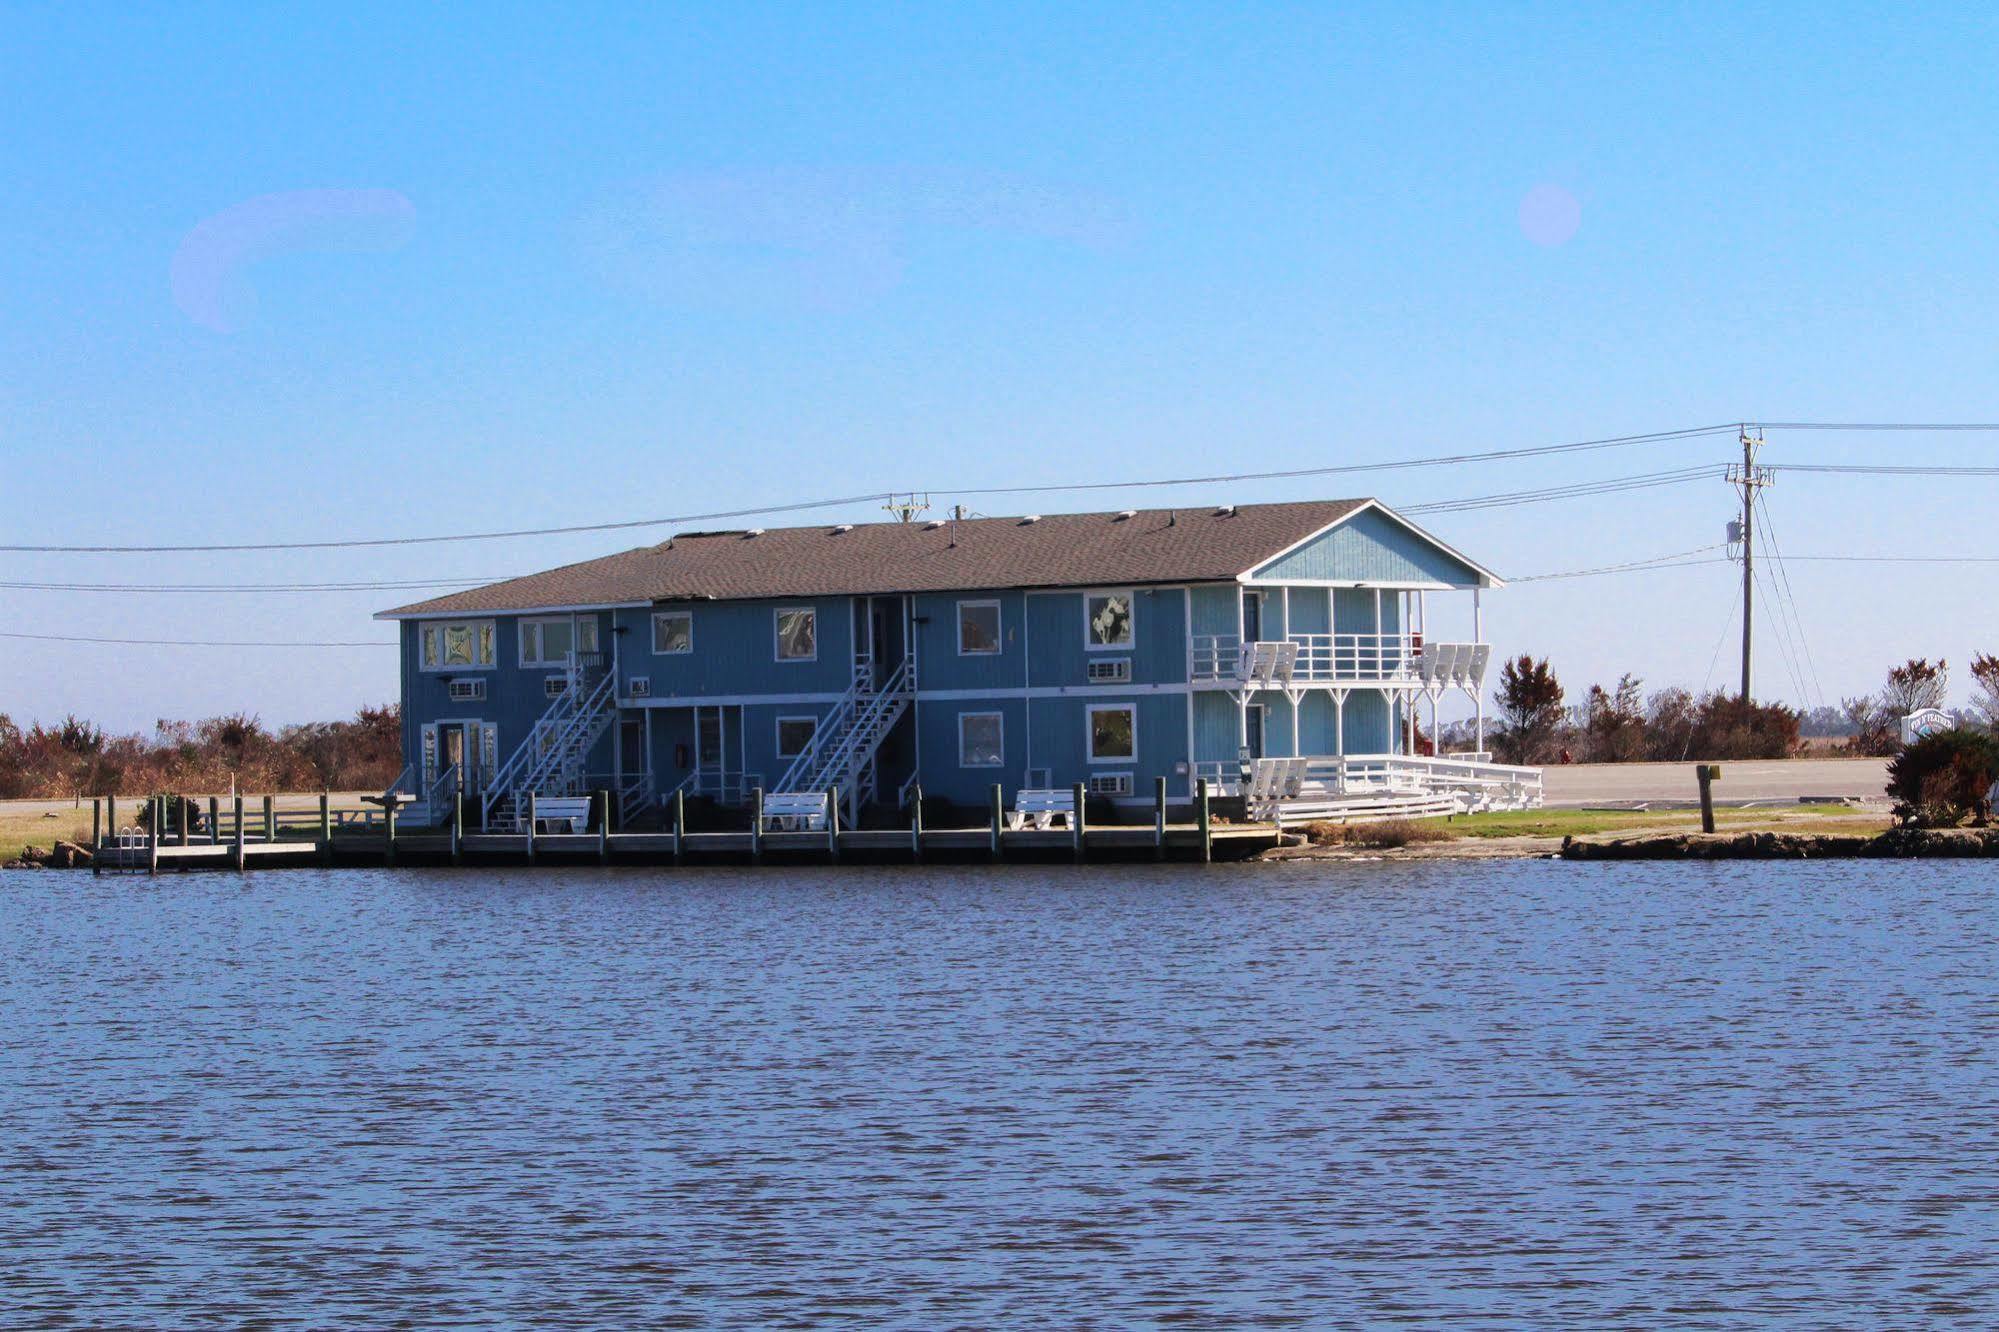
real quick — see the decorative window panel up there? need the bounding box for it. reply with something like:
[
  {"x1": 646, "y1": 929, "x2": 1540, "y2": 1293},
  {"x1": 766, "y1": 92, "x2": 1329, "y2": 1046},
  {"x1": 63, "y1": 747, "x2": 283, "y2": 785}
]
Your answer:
[
  {"x1": 958, "y1": 712, "x2": 1004, "y2": 767},
  {"x1": 958, "y1": 600, "x2": 1001, "y2": 655},
  {"x1": 652, "y1": 611, "x2": 693, "y2": 655},
  {"x1": 1085, "y1": 593, "x2": 1133, "y2": 649},
  {"x1": 775, "y1": 608, "x2": 817, "y2": 661}
]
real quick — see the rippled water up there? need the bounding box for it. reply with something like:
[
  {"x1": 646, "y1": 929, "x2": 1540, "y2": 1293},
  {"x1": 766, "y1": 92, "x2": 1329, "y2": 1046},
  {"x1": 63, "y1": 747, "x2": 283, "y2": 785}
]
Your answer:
[{"x1": 2, "y1": 861, "x2": 1995, "y2": 1327}]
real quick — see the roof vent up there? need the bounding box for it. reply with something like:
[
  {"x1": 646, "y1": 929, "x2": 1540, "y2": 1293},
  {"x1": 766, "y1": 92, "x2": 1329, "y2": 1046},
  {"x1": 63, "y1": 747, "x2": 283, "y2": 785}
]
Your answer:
[
  {"x1": 1020, "y1": 515, "x2": 1042, "y2": 525},
  {"x1": 744, "y1": 528, "x2": 765, "y2": 538},
  {"x1": 924, "y1": 519, "x2": 947, "y2": 530},
  {"x1": 832, "y1": 524, "x2": 854, "y2": 534},
  {"x1": 1215, "y1": 504, "x2": 1237, "y2": 517},
  {"x1": 1114, "y1": 509, "x2": 1137, "y2": 521}
]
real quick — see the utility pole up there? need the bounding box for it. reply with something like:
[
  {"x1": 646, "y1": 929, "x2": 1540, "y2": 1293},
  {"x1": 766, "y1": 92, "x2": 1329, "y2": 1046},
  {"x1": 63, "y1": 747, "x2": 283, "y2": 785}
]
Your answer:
[{"x1": 1727, "y1": 426, "x2": 1771, "y2": 700}]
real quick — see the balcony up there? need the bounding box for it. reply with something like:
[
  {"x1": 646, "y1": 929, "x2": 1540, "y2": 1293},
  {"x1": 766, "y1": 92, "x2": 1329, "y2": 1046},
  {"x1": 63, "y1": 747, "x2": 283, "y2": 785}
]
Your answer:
[{"x1": 1189, "y1": 634, "x2": 1490, "y2": 690}]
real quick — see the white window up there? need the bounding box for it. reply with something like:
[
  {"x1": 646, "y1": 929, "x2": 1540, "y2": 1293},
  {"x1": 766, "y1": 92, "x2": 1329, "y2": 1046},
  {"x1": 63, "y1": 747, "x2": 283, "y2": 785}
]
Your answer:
[
  {"x1": 519, "y1": 616, "x2": 599, "y2": 668},
  {"x1": 420, "y1": 620, "x2": 496, "y2": 671},
  {"x1": 957, "y1": 600, "x2": 1001, "y2": 655},
  {"x1": 1085, "y1": 591, "x2": 1134, "y2": 649},
  {"x1": 1087, "y1": 703, "x2": 1136, "y2": 763},
  {"x1": 775, "y1": 607, "x2": 817, "y2": 661},
  {"x1": 776, "y1": 715, "x2": 818, "y2": 758},
  {"x1": 651, "y1": 610, "x2": 693, "y2": 655},
  {"x1": 958, "y1": 711, "x2": 1004, "y2": 767}
]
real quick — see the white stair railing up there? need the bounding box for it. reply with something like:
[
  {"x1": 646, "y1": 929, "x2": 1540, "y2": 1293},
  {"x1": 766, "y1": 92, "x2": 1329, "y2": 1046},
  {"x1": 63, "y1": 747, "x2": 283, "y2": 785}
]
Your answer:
[
  {"x1": 481, "y1": 662, "x2": 618, "y2": 828},
  {"x1": 773, "y1": 659, "x2": 913, "y2": 813}
]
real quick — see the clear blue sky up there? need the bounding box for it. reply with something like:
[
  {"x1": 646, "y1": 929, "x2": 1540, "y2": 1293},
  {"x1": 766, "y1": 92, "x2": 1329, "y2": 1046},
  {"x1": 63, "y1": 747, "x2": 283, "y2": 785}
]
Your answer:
[{"x1": 5, "y1": 3, "x2": 1997, "y2": 732}]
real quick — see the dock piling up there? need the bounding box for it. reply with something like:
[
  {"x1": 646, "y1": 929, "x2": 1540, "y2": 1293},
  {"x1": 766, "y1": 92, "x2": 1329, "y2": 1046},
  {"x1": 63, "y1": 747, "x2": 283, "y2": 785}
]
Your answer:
[
  {"x1": 524, "y1": 795, "x2": 536, "y2": 864},
  {"x1": 910, "y1": 785, "x2": 923, "y2": 861},
  {"x1": 178, "y1": 798, "x2": 190, "y2": 847},
  {"x1": 263, "y1": 795, "x2": 275, "y2": 843},
  {"x1": 208, "y1": 796, "x2": 220, "y2": 845},
  {"x1": 451, "y1": 793, "x2": 464, "y2": 866},
  {"x1": 319, "y1": 793, "x2": 333, "y2": 865},
  {"x1": 988, "y1": 785, "x2": 1003, "y2": 861},
  {"x1": 385, "y1": 800, "x2": 398, "y2": 867},
  {"x1": 1072, "y1": 782, "x2": 1086, "y2": 861},
  {"x1": 598, "y1": 790, "x2": 610, "y2": 864},
  {"x1": 750, "y1": 788, "x2": 764, "y2": 864},
  {"x1": 147, "y1": 797, "x2": 160, "y2": 875},
  {"x1": 671, "y1": 788, "x2": 685, "y2": 866},
  {"x1": 232, "y1": 796, "x2": 246, "y2": 871},
  {"x1": 1153, "y1": 777, "x2": 1167, "y2": 860},
  {"x1": 826, "y1": 787, "x2": 840, "y2": 861},
  {"x1": 1197, "y1": 779, "x2": 1212, "y2": 863}
]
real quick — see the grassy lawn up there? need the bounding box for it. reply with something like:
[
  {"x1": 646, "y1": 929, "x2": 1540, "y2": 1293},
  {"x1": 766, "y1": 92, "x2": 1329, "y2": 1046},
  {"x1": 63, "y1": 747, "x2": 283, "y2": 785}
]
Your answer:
[
  {"x1": 1444, "y1": 803, "x2": 1892, "y2": 840},
  {"x1": 0, "y1": 805, "x2": 96, "y2": 863}
]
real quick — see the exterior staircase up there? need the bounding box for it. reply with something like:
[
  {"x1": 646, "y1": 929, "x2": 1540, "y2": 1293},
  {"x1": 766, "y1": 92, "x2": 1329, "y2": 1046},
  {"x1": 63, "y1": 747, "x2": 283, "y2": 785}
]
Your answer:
[
  {"x1": 481, "y1": 654, "x2": 619, "y2": 830},
  {"x1": 771, "y1": 656, "x2": 913, "y2": 822}
]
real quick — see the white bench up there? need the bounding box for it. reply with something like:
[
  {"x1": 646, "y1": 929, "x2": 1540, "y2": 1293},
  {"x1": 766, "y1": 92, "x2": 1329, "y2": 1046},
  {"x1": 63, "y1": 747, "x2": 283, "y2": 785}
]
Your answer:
[
  {"x1": 1008, "y1": 788, "x2": 1076, "y2": 830},
  {"x1": 762, "y1": 791, "x2": 830, "y2": 832},
  {"x1": 533, "y1": 796, "x2": 592, "y2": 834}
]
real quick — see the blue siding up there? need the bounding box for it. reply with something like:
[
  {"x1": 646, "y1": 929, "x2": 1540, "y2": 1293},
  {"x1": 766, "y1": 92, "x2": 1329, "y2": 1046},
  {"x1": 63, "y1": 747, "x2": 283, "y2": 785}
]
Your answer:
[
  {"x1": 913, "y1": 697, "x2": 1029, "y2": 805},
  {"x1": 908, "y1": 591, "x2": 1028, "y2": 693},
  {"x1": 612, "y1": 597, "x2": 854, "y2": 700},
  {"x1": 1253, "y1": 507, "x2": 1485, "y2": 586},
  {"x1": 1188, "y1": 584, "x2": 1238, "y2": 637},
  {"x1": 1288, "y1": 586, "x2": 1332, "y2": 634},
  {"x1": 1025, "y1": 587, "x2": 1185, "y2": 688}
]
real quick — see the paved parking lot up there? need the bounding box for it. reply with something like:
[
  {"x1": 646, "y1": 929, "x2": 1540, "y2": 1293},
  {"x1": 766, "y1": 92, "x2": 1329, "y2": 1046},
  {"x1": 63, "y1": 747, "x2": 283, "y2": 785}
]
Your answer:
[{"x1": 1540, "y1": 758, "x2": 1891, "y2": 807}]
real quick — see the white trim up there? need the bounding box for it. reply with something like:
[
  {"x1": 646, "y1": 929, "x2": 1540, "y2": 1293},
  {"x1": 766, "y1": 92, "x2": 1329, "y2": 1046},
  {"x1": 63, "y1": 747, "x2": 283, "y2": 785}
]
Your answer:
[
  {"x1": 773, "y1": 606, "x2": 818, "y2": 662},
  {"x1": 1083, "y1": 588, "x2": 1136, "y2": 651},
  {"x1": 418, "y1": 619, "x2": 497, "y2": 673},
  {"x1": 957, "y1": 710, "x2": 1005, "y2": 768},
  {"x1": 955, "y1": 598, "x2": 1003, "y2": 656},
  {"x1": 1086, "y1": 702, "x2": 1138, "y2": 764},
  {"x1": 379, "y1": 600, "x2": 649, "y2": 622},
  {"x1": 650, "y1": 609, "x2": 694, "y2": 656},
  {"x1": 774, "y1": 713, "x2": 819, "y2": 760},
  {"x1": 625, "y1": 691, "x2": 850, "y2": 709},
  {"x1": 1238, "y1": 578, "x2": 1462, "y2": 591}
]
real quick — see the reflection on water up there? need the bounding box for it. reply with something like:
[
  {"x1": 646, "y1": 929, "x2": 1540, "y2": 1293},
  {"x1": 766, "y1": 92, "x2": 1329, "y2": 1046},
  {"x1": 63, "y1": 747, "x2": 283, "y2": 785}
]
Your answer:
[{"x1": 2, "y1": 862, "x2": 1995, "y2": 1326}]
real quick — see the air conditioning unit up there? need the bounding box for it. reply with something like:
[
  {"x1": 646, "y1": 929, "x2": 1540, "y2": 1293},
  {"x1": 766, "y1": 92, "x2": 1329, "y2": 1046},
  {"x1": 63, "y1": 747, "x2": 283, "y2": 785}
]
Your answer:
[
  {"x1": 628, "y1": 676, "x2": 652, "y2": 698},
  {"x1": 543, "y1": 676, "x2": 569, "y2": 699},
  {"x1": 1087, "y1": 773, "x2": 1134, "y2": 797},
  {"x1": 446, "y1": 679, "x2": 486, "y2": 703},
  {"x1": 1087, "y1": 658, "x2": 1132, "y2": 683}
]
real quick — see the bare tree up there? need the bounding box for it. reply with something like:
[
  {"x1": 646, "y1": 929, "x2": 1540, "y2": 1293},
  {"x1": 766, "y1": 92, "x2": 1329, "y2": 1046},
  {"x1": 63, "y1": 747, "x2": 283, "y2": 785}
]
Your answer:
[
  {"x1": 1881, "y1": 658, "x2": 1949, "y2": 715},
  {"x1": 1970, "y1": 653, "x2": 1999, "y2": 730}
]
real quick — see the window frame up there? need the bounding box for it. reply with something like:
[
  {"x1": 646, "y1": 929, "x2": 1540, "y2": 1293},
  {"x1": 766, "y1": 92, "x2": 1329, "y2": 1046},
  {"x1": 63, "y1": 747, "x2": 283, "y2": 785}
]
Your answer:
[
  {"x1": 1083, "y1": 589, "x2": 1136, "y2": 652},
  {"x1": 773, "y1": 606, "x2": 818, "y2": 663},
  {"x1": 775, "y1": 714, "x2": 819, "y2": 760},
  {"x1": 419, "y1": 619, "x2": 497, "y2": 672},
  {"x1": 1086, "y1": 702, "x2": 1138, "y2": 764},
  {"x1": 957, "y1": 710, "x2": 1005, "y2": 768},
  {"x1": 651, "y1": 609, "x2": 694, "y2": 656},
  {"x1": 956, "y1": 599, "x2": 1003, "y2": 657},
  {"x1": 518, "y1": 615, "x2": 599, "y2": 669}
]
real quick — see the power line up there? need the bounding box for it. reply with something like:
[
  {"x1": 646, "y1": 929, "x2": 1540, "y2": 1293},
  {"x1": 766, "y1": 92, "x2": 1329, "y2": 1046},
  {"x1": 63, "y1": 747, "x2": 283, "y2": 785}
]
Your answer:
[
  {"x1": 1754, "y1": 491, "x2": 1824, "y2": 710},
  {"x1": 1510, "y1": 543, "x2": 1731, "y2": 582},
  {"x1": 1405, "y1": 466, "x2": 1723, "y2": 515},
  {"x1": 0, "y1": 425, "x2": 1744, "y2": 556},
  {"x1": 0, "y1": 631, "x2": 391, "y2": 648},
  {"x1": 0, "y1": 577, "x2": 516, "y2": 593}
]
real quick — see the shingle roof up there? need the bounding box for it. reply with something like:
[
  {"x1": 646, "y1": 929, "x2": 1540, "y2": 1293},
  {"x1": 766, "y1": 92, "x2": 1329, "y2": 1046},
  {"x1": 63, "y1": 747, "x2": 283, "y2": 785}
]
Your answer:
[{"x1": 379, "y1": 499, "x2": 1377, "y2": 618}]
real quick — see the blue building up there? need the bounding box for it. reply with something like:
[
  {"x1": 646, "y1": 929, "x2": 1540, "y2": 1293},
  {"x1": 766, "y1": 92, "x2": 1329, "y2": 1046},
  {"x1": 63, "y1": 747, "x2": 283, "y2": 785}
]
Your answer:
[{"x1": 378, "y1": 499, "x2": 1506, "y2": 827}]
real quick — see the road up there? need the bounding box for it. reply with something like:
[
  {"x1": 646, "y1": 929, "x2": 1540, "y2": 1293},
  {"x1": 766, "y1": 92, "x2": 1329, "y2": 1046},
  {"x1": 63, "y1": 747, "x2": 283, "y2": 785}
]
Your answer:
[{"x1": 1539, "y1": 758, "x2": 1891, "y2": 807}]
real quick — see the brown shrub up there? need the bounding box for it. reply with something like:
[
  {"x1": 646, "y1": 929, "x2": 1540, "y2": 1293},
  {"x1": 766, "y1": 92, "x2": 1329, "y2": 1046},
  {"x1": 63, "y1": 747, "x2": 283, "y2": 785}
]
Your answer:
[{"x1": 1303, "y1": 818, "x2": 1452, "y2": 849}]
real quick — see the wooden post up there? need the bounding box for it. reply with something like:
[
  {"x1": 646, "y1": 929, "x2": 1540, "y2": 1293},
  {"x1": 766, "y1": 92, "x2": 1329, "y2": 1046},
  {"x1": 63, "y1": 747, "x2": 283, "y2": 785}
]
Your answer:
[
  {"x1": 1071, "y1": 782, "x2": 1086, "y2": 862},
  {"x1": 1197, "y1": 778, "x2": 1212, "y2": 864},
  {"x1": 910, "y1": 784, "x2": 923, "y2": 862},
  {"x1": 107, "y1": 793, "x2": 117, "y2": 842},
  {"x1": 597, "y1": 790, "x2": 610, "y2": 864},
  {"x1": 1154, "y1": 776, "x2": 1167, "y2": 861},
  {"x1": 232, "y1": 796, "x2": 246, "y2": 871},
  {"x1": 178, "y1": 797, "x2": 190, "y2": 847},
  {"x1": 262, "y1": 794, "x2": 275, "y2": 843},
  {"x1": 208, "y1": 795, "x2": 220, "y2": 845},
  {"x1": 524, "y1": 794, "x2": 536, "y2": 864},
  {"x1": 989, "y1": 784, "x2": 1004, "y2": 861},
  {"x1": 385, "y1": 799, "x2": 398, "y2": 866},
  {"x1": 91, "y1": 798, "x2": 102, "y2": 852},
  {"x1": 1697, "y1": 764, "x2": 1720, "y2": 834},
  {"x1": 826, "y1": 787, "x2": 840, "y2": 861},
  {"x1": 750, "y1": 787, "x2": 764, "y2": 864},
  {"x1": 319, "y1": 793, "x2": 333, "y2": 865},
  {"x1": 672, "y1": 787, "x2": 685, "y2": 866},
  {"x1": 147, "y1": 797, "x2": 160, "y2": 875},
  {"x1": 451, "y1": 793, "x2": 464, "y2": 866}
]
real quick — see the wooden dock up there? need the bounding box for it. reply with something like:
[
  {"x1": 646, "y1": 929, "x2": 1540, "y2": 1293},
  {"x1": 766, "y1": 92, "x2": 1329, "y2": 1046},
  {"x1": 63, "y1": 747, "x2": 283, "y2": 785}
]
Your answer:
[{"x1": 88, "y1": 788, "x2": 1282, "y2": 872}]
